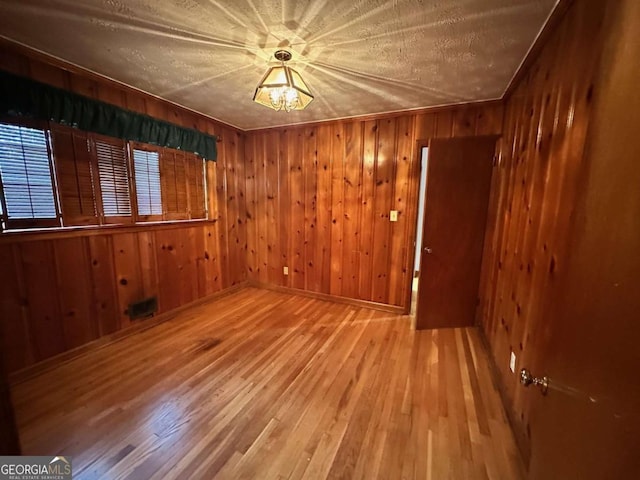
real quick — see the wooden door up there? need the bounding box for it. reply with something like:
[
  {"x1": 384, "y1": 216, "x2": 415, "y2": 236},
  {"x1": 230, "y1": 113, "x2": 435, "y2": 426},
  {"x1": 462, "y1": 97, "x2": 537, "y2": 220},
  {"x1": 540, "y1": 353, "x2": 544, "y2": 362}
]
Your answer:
[
  {"x1": 416, "y1": 136, "x2": 496, "y2": 329},
  {"x1": 523, "y1": 2, "x2": 640, "y2": 477}
]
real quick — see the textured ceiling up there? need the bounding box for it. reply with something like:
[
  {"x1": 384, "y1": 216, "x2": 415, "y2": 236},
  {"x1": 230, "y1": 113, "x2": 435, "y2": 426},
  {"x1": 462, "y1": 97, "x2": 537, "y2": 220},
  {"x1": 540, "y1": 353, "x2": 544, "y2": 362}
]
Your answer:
[{"x1": 0, "y1": 0, "x2": 557, "y2": 130}]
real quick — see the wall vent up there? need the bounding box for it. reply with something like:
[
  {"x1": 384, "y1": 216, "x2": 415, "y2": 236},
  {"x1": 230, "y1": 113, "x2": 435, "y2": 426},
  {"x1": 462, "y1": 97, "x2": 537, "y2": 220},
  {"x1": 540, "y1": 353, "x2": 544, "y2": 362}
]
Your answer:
[{"x1": 128, "y1": 296, "x2": 158, "y2": 320}]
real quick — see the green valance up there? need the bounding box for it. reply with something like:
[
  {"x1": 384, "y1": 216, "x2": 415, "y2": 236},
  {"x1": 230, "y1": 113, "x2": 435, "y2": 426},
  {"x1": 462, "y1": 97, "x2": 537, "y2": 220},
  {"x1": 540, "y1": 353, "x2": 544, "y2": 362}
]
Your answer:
[{"x1": 0, "y1": 70, "x2": 217, "y2": 161}]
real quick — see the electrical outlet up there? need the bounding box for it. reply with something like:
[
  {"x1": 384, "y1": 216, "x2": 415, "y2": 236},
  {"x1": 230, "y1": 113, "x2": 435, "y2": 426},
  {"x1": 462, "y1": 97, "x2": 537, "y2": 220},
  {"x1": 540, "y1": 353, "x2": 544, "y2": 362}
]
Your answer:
[
  {"x1": 283, "y1": 266, "x2": 289, "y2": 275},
  {"x1": 390, "y1": 210, "x2": 398, "y2": 222},
  {"x1": 509, "y1": 351, "x2": 516, "y2": 373}
]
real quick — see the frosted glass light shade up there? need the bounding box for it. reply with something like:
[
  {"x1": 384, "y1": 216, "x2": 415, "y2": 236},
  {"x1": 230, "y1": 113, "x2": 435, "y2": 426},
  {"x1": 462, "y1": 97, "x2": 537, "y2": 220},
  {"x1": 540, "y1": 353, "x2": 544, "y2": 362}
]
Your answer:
[{"x1": 253, "y1": 65, "x2": 314, "y2": 112}]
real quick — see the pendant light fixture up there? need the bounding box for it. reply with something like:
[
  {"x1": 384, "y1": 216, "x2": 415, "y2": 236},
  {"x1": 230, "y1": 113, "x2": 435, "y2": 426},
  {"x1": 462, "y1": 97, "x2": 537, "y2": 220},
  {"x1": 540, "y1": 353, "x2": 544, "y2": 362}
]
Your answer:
[{"x1": 253, "y1": 50, "x2": 314, "y2": 112}]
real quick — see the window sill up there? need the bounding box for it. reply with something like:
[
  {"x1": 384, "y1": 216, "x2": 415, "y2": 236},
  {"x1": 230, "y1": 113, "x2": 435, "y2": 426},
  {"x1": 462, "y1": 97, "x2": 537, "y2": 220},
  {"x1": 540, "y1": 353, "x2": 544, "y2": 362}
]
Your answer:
[{"x1": 0, "y1": 218, "x2": 218, "y2": 244}]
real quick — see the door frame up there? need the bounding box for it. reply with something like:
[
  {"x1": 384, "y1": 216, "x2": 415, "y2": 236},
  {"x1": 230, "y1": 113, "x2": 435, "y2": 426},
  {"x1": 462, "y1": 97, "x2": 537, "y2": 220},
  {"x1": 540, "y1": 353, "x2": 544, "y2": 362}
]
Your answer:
[{"x1": 404, "y1": 139, "x2": 430, "y2": 312}]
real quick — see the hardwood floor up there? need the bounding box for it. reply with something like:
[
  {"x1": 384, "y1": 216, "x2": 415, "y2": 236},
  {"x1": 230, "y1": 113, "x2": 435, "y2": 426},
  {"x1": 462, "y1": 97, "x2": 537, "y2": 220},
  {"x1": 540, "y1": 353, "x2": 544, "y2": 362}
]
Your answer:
[{"x1": 10, "y1": 287, "x2": 524, "y2": 479}]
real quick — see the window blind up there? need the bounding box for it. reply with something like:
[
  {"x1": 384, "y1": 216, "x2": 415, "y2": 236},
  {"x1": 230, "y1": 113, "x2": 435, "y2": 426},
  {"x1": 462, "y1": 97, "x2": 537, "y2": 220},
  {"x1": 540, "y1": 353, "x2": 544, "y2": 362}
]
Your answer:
[
  {"x1": 94, "y1": 137, "x2": 132, "y2": 221},
  {"x1": 0, "y1": 123, "x2": 58, "y2": 227},
  {"x1": 133, "y1": 148, "x2": 162, "y2": 218}
]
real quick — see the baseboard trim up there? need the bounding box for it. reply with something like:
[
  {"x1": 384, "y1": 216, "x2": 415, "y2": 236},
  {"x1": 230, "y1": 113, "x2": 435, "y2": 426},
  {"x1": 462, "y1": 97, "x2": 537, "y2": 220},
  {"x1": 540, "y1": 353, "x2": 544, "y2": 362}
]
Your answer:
[
  {"x1": 10, "y1": 282, "x2": 248, "y2": 385},
  {"x1": 250, "y1": 281, "x2": 406, "y2": 314},
  {"x1": 477, "y1": 328, "x2": 531, "y2": 470}
]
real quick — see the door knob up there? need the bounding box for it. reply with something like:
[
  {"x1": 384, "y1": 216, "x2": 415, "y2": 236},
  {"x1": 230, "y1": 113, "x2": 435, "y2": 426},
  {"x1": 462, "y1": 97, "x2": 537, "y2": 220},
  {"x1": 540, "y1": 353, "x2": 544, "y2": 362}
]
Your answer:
[
  {"x1": 424, "y1": 247, "x2": 432, "y2": 254},
  {"x1": 520, "y1": 368, "x2": 549, "y2": 395}
]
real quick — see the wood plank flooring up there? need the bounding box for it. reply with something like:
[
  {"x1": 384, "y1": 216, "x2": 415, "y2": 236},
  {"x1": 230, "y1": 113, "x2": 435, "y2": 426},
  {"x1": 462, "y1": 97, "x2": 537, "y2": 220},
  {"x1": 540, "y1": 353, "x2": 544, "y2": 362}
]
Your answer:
[{"x1": 10, "y1": 287, "x2": 524, "y2": 479}]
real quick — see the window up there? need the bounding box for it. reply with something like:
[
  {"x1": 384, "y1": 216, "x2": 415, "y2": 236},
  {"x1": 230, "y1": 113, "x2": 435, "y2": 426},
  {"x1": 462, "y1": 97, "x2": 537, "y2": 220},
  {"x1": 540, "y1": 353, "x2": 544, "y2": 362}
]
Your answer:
[
  {"x1": 133, "y1": 148, "x2": 162, "y2": 219},
  {"x1": 0, "y1": 123, "x2": 59, "y2": 228},
  {"x1": 160, "y1": 150, "x2": 207, "y2": 220},
  {"x1": 94, "y1": 137, "x2": 132, "y2": 223},
  {"x1": 50, "y1": 126, "x2": 99, "y2": 226},
  {"x1": 186, "y1": 154, "x2": 206, "y2": 219},
  {"x1": 160, "y1": 150, "x2": 188, "y2": 220},
  {"x1": 0, "y1": 120, "x2": 208, "y2": 232}
]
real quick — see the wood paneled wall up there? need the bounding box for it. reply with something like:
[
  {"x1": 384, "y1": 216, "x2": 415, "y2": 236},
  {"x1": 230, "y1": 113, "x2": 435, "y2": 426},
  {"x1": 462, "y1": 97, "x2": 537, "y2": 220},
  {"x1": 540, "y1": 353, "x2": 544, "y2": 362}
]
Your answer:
[
  {"x1": 476, "y1": 0, "x2": 607, "y2": 460},
  {"x1": 245, "y1": 103, "x2": 503, "y2": 309},
  {"x1": 0, "y1": 348, "x2": 20, "y2": 454},
  {"x1": 0, "y1": 223, "x2": 245, "y2": 373},
  {"x1": 0, "y1": 41, "x2": 247, "y2": 373}
]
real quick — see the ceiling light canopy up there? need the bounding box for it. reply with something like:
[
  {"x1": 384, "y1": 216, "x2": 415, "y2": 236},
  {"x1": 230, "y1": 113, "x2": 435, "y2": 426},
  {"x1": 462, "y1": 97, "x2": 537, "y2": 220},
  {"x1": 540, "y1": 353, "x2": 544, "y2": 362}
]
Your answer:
[{"x1": 253, "y1": 50, "x2": 314, "y2": 112}]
